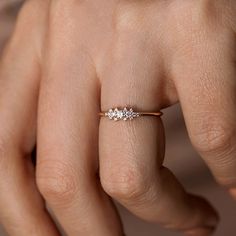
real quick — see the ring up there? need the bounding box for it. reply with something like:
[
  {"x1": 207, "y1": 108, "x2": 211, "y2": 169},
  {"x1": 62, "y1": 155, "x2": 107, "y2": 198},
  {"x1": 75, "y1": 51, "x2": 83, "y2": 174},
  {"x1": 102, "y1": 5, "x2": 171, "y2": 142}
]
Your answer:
[{"x1": 99, "y1": 107, "x2": 163, "y2": 121}]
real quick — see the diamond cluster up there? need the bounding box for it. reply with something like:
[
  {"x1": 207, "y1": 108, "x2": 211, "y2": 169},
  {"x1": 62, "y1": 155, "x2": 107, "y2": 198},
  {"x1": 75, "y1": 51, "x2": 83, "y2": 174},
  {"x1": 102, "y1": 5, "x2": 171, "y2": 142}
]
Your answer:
[{"x1": 105, "y1": 107, "x2": 139, "y2": 121}]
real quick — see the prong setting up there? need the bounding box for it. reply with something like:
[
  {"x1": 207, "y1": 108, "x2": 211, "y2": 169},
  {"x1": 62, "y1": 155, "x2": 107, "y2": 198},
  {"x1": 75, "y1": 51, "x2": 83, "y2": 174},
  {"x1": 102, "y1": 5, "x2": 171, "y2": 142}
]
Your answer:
[{"x1": 105, "y1": 107, "x2": 139, "y2": 121}]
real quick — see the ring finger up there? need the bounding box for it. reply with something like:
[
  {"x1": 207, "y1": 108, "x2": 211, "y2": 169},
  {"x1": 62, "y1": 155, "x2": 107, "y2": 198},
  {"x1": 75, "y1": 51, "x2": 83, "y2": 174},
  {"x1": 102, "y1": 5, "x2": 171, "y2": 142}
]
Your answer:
[
  {"x1": 98, "y1": 34, "x2": 218, "y2": 235},
  {"x1": 36, "y1": 48, "x2": 123, "y2": 235}
]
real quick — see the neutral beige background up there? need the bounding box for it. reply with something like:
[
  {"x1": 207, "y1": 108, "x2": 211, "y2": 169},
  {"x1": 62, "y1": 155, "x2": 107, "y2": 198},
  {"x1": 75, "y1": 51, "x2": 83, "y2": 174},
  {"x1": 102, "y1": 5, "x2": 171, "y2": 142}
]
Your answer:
[{"x1": 0, "y1": 1, "x2": 236, "y2": 235}]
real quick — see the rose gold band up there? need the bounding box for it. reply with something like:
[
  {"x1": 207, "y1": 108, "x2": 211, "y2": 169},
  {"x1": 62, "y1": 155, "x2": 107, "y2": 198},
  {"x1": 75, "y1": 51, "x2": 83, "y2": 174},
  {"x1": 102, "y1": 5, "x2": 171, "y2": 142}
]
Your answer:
[
  {"x1": 98, "y1": 111, "x2": 163, "y2": 117},
  {"x1": 98, "y1": 107, "x2": 163, "y2": 121},
  {"x1": 133, "y1": 111, "x2": 163, "y2": 117}
]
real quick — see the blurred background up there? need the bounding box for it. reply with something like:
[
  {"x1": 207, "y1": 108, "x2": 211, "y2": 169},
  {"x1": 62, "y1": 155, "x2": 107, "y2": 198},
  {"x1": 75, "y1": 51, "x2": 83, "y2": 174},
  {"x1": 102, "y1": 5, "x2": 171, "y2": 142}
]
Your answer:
[{"x1": 0, "y1": 1, "x2": 236, "y2": 235}]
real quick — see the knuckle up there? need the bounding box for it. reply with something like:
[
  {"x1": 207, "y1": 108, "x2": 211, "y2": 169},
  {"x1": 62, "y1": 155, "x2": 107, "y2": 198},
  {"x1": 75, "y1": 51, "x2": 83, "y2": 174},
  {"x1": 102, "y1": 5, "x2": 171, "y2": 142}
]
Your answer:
[
  {"x1": 101, "y1": 164, "x2": 150, "y2": 201},
  {"x1": 50, "y1": 0, "x2": 84, "y2": 17},
  {"x1": 170, "y1": 0, "x2": 214, "y2": 21},
  {"x1": 168, "y1": 0, "x2": 222, "y2": 43},
  {"x1": 191, "y1": 118, "x2": 234, "y2": 155},
  {"x1": 18, "y1": 0, "x2": 46, "y2": 23},
  {"x1": 37, "y1": 159, "x2": 79, "y2": 205},
  {"x1": 115, "y1": 5, "x2": 141, "y2": 32}
]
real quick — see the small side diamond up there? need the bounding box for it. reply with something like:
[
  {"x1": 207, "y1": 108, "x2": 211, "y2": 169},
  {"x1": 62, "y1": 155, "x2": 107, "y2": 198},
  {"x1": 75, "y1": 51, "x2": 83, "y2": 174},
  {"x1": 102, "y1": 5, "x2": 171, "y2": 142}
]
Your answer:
[
  {"x1": 133, "y1": 112, "x2": 139, "y2": 118},
  {"x1": 107, "y1": 109, "x2": 115, "y2": 119},
  {"x1": 124, "y1": 108, "x2": 134, "y2": 120}
]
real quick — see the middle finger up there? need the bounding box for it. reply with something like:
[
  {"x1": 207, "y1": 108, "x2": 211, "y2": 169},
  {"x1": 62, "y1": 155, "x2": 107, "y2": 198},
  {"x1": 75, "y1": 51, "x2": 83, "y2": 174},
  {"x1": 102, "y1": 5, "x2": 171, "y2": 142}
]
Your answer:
[{"x1": 36, "y1": 48, "x2": 123, "y2": 235}]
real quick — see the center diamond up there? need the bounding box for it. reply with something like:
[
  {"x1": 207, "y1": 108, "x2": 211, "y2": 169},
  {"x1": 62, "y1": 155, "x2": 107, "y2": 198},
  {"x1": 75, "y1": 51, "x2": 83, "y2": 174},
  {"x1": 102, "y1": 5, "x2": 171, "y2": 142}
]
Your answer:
[{"x1": 116, "y1": 110, "x2": 124, "y2": 119}]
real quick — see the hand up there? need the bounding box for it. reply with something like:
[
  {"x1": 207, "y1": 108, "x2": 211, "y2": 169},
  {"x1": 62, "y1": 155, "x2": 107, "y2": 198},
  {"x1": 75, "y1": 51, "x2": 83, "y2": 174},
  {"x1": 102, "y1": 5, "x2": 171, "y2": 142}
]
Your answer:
[{"x1": 0, "y1": 0, "x2": 236, "y2": 235}]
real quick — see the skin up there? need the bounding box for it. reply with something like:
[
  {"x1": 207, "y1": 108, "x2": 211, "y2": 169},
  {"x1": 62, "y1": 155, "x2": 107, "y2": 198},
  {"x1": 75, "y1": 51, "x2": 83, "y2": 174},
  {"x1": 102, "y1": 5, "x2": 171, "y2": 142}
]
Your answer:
[{"x1": 0, "y1": 0, "x2": 236, "y2": 235}]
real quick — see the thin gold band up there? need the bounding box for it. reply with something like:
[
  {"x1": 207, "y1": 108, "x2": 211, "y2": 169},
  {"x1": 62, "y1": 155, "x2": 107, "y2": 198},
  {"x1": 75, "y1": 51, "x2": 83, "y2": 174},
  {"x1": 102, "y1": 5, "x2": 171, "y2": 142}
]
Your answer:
[
  {"x1": 98, "y1": 107, "x2": 163, "y2": 121},
  {"x1": 99, "y1": 111, "x2": 163, "y2": 117}
]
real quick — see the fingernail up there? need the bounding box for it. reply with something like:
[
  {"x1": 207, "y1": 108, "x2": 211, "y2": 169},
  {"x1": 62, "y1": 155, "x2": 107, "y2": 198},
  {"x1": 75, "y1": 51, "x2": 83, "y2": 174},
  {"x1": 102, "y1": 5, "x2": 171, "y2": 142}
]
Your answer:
[
  {"x1": 185, "y1": 226, "x2": 215, "y2": 236},
  {"x1": 229, "y1": 188, "x2": 236, "y2": 200}
]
